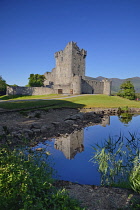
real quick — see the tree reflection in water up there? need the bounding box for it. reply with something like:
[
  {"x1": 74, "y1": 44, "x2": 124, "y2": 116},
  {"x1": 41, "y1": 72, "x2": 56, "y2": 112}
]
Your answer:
[{"x1": 118, "y1": 113, "x2": 133, "y2": 124}]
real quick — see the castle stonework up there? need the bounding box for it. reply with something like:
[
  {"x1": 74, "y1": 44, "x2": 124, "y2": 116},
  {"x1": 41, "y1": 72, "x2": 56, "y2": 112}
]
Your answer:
[
  {"x1": 6, "y1": 42, "x2": 111, "y2": 96},
  {"x1": 44, "y1": 42, "x2": 111, "y2": 95}
]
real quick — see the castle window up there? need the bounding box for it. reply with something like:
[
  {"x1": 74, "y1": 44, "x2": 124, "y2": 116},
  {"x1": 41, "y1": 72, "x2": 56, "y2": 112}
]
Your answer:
[{"x1": 61, "y1": 57, "x2": 63, "y2": 61}]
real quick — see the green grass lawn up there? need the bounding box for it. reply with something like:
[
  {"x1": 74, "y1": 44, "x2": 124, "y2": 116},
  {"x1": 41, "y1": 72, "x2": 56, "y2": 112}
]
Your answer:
[
  {"x1": 0, "y1": 94, "x2": 140, "y2": 110},
  {"x1": 65, "y1": 94, "x2": 140, "y2": 108},
  {"x1": 0, "y1": 94, "x2": 69, "y2": 100}
]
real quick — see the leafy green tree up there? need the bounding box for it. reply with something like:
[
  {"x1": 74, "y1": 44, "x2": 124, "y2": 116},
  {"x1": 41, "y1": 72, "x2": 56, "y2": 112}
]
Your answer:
[
  {"x1": 0, "y1": 76, "x2": 7, "y2": 95},
  {"x1": 117, "y1": 81, "x2": 135, "y2": 100},
  {"x1": 28, "y1": 74, "x2": 45, "y2": 87}
]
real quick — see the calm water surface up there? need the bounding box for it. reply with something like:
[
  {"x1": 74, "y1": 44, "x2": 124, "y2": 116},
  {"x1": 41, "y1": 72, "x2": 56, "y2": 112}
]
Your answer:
[{"x1": 35, "y1": 114, "x2": 140, "y2": 185}]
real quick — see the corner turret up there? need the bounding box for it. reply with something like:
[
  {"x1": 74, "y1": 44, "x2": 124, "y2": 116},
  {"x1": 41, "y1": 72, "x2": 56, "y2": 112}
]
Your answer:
[{"x1": 103, "y1": 78, "x2": 112, "y2": 95}]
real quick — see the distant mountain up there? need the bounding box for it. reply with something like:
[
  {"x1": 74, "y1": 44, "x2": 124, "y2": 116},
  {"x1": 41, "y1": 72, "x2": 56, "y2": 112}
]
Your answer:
[{"x1": 95, "y1": 76, "x2": 140, "y2": 93}]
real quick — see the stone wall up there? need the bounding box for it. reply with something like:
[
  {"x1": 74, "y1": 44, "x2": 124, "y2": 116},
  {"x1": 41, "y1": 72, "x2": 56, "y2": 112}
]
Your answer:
[
  {"x1": 72, "y1": 75, "x2": 81, "y2": 94},
  {"x1": 6, "y1": 86, "x2": 54, "y2": 96},
  {"x1": 44, "y1": 70, "x2": 55, "y2": 86},
  {"x1": 81, "y1": 79, "x2": 104, "y2": 94},
  {"x1": 53, "y1": 84, "x2": 71, "y2": 94}
]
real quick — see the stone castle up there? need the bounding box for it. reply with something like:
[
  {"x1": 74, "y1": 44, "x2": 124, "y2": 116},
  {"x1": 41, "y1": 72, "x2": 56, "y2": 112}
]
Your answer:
[
  {"x1": 7, "y1": 42, "x2": 111, "y2": 96},
  {"x1": 44, "y1": 41, "x2": 111, "y2": 95}
]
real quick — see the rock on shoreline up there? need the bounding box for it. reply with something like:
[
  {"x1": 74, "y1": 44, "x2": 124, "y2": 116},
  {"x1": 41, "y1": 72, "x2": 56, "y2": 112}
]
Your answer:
[{"x1": 0, "y1": 107, "x2": 140, "y2": 145}]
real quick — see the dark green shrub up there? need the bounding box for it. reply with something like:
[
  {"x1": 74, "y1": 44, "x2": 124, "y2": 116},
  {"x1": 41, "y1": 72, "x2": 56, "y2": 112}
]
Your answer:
[
  {"x1": 117, "y1": 81, "x2": 135, "y2": 100},
  {"x1": 0, "y1": 146, "x2": 83, "y2": 210}
]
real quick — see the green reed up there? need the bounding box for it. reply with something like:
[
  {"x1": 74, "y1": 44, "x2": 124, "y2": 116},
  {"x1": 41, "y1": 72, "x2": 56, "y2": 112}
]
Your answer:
[{"x1": 90, "y1": 132, "x2": 140, "y2": 193}]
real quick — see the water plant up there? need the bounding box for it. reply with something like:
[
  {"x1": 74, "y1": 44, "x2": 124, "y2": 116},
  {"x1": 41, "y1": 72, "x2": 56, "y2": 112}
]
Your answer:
[
  {"x1": 90, "y1": 132, "x2": 140, "y2": 193},
  {"x1": 129, "y1": 157, "x2": 140, "y2": 194}
]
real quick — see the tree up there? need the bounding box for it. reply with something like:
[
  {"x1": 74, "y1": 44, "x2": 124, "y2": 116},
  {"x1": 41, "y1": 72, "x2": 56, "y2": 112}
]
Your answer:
[
  {"x1": 28, "y1": 74, "x2": 45, "y2": 87},
  {"x1": 0, "y1": 76, "x2": 7, "y2": 95},
  {"x1": 117, "y1": 81, "x2": 135, "y2": 100}
]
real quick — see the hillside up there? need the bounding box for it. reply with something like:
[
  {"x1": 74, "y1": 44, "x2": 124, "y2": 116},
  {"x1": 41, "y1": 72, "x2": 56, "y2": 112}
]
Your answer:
[{"x1": 95, "y1": 76, "x2": 140, "y2": 93}]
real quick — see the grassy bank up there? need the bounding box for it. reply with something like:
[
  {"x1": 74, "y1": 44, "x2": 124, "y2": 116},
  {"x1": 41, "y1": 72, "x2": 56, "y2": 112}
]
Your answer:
[{"x1": 0, "y1": 94, "x2": 140, "y2": 110}]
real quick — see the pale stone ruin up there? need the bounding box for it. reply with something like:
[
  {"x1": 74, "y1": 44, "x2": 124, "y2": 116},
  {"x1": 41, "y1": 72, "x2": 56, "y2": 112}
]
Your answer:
[
  {"x1": 7, "y1": 42, "x2": 111, "y2": 96},
  {"x1": 44, "y1": 41, "x2": 111, "y2": 95}
]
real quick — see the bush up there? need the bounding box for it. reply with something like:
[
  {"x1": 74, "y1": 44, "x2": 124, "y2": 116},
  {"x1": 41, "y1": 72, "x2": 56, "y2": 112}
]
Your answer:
[{"x1": 0, "y1": 146, "x2": 83, "y2": 210}]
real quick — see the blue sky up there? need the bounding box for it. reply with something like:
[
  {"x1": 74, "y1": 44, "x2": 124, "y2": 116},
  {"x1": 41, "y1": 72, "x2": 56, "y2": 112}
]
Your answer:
[{"x1": 0, "y1": 0, "x2": 140, "y2": 86}]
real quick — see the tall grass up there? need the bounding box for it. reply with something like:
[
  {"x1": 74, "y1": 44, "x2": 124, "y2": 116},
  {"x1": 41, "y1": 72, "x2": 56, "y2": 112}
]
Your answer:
[{"x1": 90, "y1": 132, "x2": 140, "y2": 193}]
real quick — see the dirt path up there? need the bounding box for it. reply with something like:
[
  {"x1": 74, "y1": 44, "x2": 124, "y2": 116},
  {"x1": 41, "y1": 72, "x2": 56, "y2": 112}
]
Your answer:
[{"x1": 55, "y1": 181, "x2": 140, "y2": 210}]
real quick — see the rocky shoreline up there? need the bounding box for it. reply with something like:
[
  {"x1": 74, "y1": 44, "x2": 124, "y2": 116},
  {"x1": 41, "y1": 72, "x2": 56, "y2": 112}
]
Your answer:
[
  {"x1": 1, "y1": 107, "x2": 140, "y2": 146},
  {"x1": 0, "y1": 108, "x2": 104, "y2": 145}
]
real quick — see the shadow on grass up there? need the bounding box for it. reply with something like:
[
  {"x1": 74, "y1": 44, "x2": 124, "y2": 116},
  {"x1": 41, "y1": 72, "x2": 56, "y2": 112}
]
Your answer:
[
  {"x1": 0, "y1": 95, "x2": 23, "y2": 100},
  {"x1": 0, "y1": 99, "x2": 85, "y2": 110}
]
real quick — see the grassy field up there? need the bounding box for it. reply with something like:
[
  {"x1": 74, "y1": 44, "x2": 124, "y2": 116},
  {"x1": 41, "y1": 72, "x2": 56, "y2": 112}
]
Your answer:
[
  {"x1": 0, "y1": 94, "x2": 69, "y2": 100},
  {"x1": 66, "y1": 94, "x2": 140, "y2": 108},
  {"x1": 0, "y1": 94, "x2": 140, "y2": 110}
]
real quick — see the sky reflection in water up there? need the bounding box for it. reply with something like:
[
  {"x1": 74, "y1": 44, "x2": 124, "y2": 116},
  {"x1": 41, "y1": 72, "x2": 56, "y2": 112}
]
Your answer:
[{"x1": 36, "y1": 114, "x2": 140, "y2": 185}]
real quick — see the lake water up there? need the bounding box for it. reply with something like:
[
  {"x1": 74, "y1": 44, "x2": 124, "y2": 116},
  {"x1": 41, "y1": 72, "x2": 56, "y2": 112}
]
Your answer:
[{"x1": 35, "y1": 114, "x2": 140, "y2": 186}]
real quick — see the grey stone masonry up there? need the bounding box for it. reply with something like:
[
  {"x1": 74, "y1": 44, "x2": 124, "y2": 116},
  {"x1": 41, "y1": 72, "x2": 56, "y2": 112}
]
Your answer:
[
  {"x1": 7, "y1": 42, "x2": 111, "y2": 96},
  {"x1": 44, "y1": 41, "x2": 111, "y2": 95}
]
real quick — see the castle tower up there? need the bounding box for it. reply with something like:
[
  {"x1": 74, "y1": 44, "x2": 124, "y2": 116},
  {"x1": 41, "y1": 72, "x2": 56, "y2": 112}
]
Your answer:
[
  {"x1": 54, "y1": 42, "x2": 87, "y2": 86},
  {"x1": 54, "y1": 43, "x2": 72, "y2": 85},
  {"x1": 103, "y1": 79, "x2": 112, "y2": 95},
  {"x1": 71, "y1": 42, "x2": 87, "y2": 78},
  {"x1": 43, "y1": 42, "x2": 111, "y2": 96}
]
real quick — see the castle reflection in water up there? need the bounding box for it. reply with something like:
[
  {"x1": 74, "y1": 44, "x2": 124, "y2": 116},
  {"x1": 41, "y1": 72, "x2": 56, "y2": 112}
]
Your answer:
[{"x1": 54, "y1": 115, "x2": 110, "y2": 159}]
